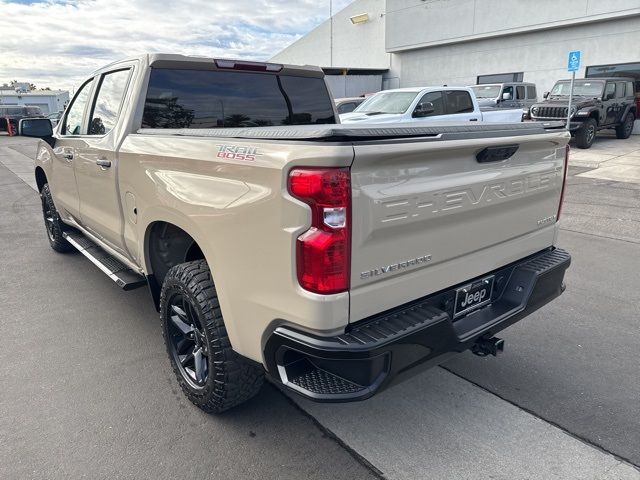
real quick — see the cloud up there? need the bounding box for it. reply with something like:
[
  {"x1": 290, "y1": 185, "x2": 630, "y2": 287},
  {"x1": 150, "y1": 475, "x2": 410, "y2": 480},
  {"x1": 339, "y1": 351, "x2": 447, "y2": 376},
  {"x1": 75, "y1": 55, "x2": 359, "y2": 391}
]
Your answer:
[{"x1": 0, "y1": 0, "x2": 354, "y2": 91}]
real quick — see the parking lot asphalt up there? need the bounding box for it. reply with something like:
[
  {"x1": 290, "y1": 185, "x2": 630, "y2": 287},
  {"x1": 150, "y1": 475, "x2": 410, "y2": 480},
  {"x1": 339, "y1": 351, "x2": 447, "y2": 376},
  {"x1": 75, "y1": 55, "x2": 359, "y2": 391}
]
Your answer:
[
  {"x1": 0, "y1": 139, "x2": 377, "y2": 480},
  {"x1": 1, "y1": 133, "x2": 639, "y2": 479}
]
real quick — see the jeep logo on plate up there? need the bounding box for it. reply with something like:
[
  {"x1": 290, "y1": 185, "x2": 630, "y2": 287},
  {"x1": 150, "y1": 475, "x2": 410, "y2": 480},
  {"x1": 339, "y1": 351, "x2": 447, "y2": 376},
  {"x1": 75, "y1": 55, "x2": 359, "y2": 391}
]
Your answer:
[{"x1": 454, "y1": 276, "x2": 494, "y2": 318}]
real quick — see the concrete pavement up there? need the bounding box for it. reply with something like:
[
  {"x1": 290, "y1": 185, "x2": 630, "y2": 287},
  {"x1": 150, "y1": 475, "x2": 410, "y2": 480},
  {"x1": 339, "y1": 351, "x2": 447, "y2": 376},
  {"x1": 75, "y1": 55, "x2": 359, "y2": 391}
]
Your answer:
[{"x1": 286, "y1": 133, "x2": 640, "y2": 478}]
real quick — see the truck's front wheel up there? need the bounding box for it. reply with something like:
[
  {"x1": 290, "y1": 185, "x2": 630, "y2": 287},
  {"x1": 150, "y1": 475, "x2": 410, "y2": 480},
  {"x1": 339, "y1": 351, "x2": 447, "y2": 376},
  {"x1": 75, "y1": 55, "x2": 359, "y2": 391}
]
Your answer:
[
  {"x1": 40, "y1": 184, "x2": 74, "y2": 253},
  {"x1": 160, "y1": 260, "x2": 264, "y2": 413},
  {"x1": 575, "y1": 119, "x2": 597, "y2": 149}
]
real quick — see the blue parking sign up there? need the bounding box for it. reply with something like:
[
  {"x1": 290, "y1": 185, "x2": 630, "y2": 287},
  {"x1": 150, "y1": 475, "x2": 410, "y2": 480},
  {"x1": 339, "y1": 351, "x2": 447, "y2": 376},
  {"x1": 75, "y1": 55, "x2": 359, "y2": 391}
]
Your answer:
[{"x1": 567, "y1": 51, "x2": 581, "y2": 72}]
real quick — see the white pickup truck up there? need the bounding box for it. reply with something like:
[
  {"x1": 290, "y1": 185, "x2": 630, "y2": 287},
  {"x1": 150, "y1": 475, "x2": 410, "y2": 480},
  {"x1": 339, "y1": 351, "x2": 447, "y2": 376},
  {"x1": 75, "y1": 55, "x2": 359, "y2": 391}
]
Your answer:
[
  {"x1": 340, "y1": 87, "x2": 524, "y2": 124},
  {"x1": 22, "y1": 54, "x2": 570, "y2": 413}
]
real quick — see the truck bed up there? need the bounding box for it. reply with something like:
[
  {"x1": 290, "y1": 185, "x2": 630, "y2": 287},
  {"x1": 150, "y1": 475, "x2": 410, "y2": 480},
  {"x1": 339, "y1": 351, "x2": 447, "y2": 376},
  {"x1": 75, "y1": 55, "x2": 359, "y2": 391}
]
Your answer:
[{"x1": 131, "y1": 121, "x2": 570, "y2": 328}]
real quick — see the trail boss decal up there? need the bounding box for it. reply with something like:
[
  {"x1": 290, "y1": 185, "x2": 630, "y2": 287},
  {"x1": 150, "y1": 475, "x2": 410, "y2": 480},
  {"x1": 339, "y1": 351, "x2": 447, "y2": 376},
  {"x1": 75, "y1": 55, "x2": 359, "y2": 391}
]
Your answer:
[{"x1": 216, "y1": 144, "x2": 262, "y2": 161}]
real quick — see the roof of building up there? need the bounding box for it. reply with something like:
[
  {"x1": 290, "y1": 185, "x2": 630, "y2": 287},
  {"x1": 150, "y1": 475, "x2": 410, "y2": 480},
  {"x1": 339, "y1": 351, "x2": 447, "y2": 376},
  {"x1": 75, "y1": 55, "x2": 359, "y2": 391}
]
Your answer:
[{"x1": 0, "y1": 90, "x2": 68, "y2": 96}]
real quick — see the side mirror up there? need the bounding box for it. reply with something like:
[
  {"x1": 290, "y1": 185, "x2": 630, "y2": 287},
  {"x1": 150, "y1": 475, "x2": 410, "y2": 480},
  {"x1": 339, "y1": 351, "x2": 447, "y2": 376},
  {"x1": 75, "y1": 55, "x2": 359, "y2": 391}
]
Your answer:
[
  {"x1": 502, "y1": 92, "x2": 513, "y2": 101},
  {"x1": 604, "y1": 92, "x2": 615, "y2": 101},
  {"x1": 543, "y1": 92, "x2": 549, "y2": 99},
  {"x1": 413, "y1": 101, "x2": 435, "y2": 118},
  {"x1": 18, "y1": 118, "x2": 54, "y2": 146}
]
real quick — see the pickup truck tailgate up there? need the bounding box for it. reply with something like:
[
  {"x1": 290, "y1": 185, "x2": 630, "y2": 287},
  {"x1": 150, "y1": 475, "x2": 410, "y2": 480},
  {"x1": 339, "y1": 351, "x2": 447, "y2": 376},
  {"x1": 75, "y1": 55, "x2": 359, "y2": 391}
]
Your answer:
[{"x1": 349, "y1": 130, "x2": 569, "y2": 321}]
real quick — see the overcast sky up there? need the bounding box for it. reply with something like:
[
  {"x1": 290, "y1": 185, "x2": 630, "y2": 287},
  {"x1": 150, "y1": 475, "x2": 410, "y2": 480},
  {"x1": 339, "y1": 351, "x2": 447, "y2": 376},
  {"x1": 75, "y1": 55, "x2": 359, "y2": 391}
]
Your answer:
[{"x1": 0, "y1": 0, "x2": 354, "y2": 91}]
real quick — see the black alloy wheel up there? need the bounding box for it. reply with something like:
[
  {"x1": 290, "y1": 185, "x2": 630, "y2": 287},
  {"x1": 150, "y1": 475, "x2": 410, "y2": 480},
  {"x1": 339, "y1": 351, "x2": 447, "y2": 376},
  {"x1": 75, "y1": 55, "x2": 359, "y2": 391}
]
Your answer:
[
  {"x1": 166, "y1": 293, "x2": 209, "y2": 389},
  {"x1": 586, "y1": 124, "x2": 596, "y2": 144},
  {"x1": 575, "y1": 118, "x2": 597, "y2": 149}
]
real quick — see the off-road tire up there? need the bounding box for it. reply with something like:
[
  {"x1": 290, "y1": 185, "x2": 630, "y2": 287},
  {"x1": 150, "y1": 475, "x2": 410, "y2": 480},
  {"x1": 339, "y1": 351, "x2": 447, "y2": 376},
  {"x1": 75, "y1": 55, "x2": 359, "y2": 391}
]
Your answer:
[
  {"x1": 160, "y1": 260, "x2": 264, "y2": 413},
  {"x1": 575, "y1": 118, "x2": 597, "y2": 149},
  {"x1": 41, "y1": 184, "x2": 74, "y2": 253},
  {"x1": 615, "y1": 112, "x2": 635, "y2": 140}
]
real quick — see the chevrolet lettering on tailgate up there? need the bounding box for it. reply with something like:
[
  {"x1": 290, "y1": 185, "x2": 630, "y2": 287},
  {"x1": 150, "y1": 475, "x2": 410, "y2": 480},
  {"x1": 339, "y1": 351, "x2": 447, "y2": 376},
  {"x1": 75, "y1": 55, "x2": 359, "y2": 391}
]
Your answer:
[{"x1": 379, "y1": 170, "x2": 557, "y2": 224}]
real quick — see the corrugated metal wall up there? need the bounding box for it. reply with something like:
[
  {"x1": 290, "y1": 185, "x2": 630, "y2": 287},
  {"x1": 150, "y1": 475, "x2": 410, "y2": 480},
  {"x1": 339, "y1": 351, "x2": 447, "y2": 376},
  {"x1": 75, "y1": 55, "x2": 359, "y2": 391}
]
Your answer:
[{"x1": 325, "y1": 75, "x2": 382, "y2": 98}]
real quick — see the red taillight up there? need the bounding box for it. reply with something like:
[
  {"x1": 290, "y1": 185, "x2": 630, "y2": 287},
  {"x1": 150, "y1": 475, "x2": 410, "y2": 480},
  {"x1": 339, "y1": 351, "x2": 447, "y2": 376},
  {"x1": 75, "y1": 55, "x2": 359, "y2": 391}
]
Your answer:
[
  {"x1": 557, "y1": 144, "x2": 570, "y2": 221},
  {"x1": 288, "y1": 168, "x2": 351, "y2": 294}
]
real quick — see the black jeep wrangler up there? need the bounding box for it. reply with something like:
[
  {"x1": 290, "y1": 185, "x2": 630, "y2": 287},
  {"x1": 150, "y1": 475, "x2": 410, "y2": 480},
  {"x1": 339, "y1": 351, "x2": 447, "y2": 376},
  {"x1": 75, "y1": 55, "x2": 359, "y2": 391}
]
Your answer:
[{"x1": 529, "y1": 77, "x2": 636, "y2": 149}]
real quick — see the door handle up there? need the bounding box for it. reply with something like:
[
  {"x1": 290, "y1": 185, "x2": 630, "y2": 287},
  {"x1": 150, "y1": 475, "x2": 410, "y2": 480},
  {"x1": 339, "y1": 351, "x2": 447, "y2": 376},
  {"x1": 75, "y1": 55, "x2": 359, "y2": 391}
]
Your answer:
[
  {"x1": 96, "y1": 159, "x2": 111, "y2": 168},
  {"x1": 469, "y1": 118, "x2": 479, "y2": 122}
]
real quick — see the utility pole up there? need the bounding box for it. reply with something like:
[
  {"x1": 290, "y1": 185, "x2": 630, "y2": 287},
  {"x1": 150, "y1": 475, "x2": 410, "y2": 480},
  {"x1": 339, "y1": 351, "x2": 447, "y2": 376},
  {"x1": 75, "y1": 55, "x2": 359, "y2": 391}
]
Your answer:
[{"x1": 566, "y1": 70, "x2": 575, "y2": 131}]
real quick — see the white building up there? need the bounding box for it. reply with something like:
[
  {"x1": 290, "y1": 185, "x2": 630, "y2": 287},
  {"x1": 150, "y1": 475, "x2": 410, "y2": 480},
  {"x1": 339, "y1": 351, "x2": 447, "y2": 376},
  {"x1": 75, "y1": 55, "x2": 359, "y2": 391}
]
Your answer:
[
  {"x1": 271, "y1": 0, "x2": 640, "y2": 100},
  {"x1": 0, "y1": 88, "x2": 69, "y2": 114}
]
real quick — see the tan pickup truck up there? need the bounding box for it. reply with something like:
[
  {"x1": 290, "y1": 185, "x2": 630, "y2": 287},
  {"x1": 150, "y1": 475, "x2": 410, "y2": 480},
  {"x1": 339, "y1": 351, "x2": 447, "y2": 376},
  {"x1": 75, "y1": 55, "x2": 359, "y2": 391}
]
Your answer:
[{"x1": 21, "y1": 54, "x2": 571, "y2": 413}]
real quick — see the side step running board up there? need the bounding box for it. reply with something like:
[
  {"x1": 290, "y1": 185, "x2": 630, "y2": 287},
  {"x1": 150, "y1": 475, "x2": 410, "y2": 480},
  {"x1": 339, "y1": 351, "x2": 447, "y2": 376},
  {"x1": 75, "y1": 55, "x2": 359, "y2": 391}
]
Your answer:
[{"x1": 63, "y1": 231, "x2": 147, "y2": 291}]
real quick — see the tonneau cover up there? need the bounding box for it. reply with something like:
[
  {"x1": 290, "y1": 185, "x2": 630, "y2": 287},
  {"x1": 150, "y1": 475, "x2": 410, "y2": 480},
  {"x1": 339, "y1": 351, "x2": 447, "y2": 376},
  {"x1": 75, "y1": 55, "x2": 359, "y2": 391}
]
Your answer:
[{"x1": 137, "y1": 121, "x2": 565, "y2": 141}]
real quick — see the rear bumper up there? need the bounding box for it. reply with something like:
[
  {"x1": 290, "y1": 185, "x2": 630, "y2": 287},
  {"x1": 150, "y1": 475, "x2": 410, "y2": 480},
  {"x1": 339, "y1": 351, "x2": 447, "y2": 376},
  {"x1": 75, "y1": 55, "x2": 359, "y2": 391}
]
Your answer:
[
  {"x1": 264, "y1": 247, "x2": 571, "y2": 402},
  {"x1": 530, "y1": 118, "x2": 584, "y2": 131}
]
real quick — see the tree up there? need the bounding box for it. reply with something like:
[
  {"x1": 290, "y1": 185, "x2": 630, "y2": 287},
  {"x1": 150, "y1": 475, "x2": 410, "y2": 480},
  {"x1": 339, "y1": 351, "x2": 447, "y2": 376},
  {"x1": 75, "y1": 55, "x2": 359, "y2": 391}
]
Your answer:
[{"x1": 2, "y1": 80, "x2": 52, "y2": 91}]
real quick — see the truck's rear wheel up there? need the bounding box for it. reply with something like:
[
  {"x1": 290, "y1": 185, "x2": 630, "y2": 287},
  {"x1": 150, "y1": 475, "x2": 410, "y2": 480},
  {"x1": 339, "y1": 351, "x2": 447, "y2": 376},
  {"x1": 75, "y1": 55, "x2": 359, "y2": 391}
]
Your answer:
[
  {"x1": 160, "y1": 260, "x2": 264, "y2": 413},
  {"x1": 575, "y1": 119, "x2": 597, "y2": 149},
  {"x1": 41, "y1": 184, "x2": 74, "y2": 253},
  {"x1": 615, "y1": 112, "x2": 635, "y2": 139}
]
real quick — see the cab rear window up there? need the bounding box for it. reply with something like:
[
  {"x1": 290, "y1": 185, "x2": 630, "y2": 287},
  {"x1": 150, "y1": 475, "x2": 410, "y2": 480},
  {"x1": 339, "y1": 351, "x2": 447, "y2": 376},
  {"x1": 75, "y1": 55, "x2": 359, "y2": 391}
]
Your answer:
[{"x1": 141, "y1": 68, "x2": 336, "y2": 129}]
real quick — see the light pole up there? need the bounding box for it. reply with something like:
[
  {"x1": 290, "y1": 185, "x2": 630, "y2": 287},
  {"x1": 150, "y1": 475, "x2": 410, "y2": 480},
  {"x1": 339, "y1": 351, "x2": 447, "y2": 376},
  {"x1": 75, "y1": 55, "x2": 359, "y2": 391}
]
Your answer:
[{"x1": 329, "y1": 0, "x2": 333, "y2": 67}]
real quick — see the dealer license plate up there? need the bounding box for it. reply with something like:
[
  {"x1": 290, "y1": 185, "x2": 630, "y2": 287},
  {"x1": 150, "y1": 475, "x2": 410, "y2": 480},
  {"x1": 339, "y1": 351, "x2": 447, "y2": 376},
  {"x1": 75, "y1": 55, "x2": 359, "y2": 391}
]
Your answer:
[{"x1": 454, "y1": 276, "x2": 494, "y2": 318}]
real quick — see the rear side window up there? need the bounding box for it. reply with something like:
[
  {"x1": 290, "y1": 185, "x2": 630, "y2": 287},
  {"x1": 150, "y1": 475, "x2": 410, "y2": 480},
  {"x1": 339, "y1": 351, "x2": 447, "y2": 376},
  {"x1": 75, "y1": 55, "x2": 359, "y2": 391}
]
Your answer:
[
  {"x1": 616, "y1": 82, "x2": 626, "y2": 98},
  {"x1": 444, "y1": 90, "x2": 474, "y2": 114},
  {"x1": 627, "y1": 81, "x2": 635, "y2": 96},
  {"x1": 89, "y1": 69, "x2": 131, "y2": 135},
  {"x1": 516, "y1": 86, "x2": 525, "y2": 99},
  {"x1": 526, "y1": 85, "x2": 537, "y2": 100},
  {"x1": 142, "y1": 69, "x2": 336, "y2": 129}
]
